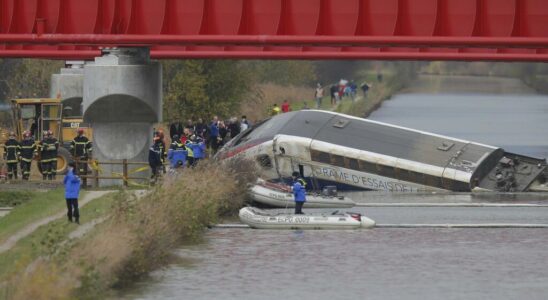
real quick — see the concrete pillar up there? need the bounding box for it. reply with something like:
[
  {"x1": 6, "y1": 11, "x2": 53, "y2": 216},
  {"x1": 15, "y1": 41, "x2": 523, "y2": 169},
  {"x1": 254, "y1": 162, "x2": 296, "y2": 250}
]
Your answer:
[
  {"x1": 83, "y1": 48, "x2": 162, "y2": 186},
  {"x1": 50, "y1": 61, "x2": 85, "y2": 117}
]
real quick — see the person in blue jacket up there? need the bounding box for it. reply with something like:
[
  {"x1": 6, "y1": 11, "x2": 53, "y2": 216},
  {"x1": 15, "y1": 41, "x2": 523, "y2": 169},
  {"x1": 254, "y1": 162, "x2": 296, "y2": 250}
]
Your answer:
[
  {"x1": 187, "y1": 135, "x2": 206, "y2": 167},
  {"x1": 63, "y1": 161, "x2": 81, "y2": 224},
  {"x1": 291, "y1": 171, "x2": 307, "y2": 214},
  {"x1": 168, "y1": 135, "x2": 188, "y2": 169}
]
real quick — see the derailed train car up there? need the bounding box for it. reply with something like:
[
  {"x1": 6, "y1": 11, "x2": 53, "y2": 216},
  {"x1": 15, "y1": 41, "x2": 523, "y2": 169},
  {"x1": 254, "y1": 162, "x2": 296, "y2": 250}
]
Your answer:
[{"x1": 216, "y1": 110, "x2": 547, "y2": 192}]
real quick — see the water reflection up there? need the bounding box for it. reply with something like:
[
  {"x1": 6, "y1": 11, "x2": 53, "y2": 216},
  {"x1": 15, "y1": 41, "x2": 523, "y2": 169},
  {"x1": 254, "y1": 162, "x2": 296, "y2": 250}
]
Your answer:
[{"x1": 125, "y1": 227, "x2": 548, "y2": 300}]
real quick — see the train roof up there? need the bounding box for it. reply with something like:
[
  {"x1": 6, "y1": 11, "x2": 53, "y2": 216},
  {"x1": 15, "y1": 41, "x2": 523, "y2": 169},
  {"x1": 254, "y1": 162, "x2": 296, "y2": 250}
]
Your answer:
[{"x1": 238, "y1": 110, "x2": 499, "y2": 170}]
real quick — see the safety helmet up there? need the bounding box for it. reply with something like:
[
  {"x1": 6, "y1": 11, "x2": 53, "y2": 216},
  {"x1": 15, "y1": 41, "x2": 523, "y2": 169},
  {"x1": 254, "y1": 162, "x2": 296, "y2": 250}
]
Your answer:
[
  {"x1": 190, "y1": 134, "x2": 197, "y2": 141},
  {"x1": 8, "y1": 131, "x2": 15, "y2": 138},
  {"x1": 43, "y1": 130, "x2": 48, "y2": 136},
  {"x1": 77, "y1": 128, "x2": 84, "y2": 134}
]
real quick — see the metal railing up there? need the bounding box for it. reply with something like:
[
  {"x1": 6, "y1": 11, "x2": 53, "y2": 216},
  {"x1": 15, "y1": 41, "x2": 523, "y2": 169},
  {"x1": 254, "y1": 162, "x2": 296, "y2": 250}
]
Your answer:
[{"x1": 77, "y1": 159, "x2": 150, "y2": 188}]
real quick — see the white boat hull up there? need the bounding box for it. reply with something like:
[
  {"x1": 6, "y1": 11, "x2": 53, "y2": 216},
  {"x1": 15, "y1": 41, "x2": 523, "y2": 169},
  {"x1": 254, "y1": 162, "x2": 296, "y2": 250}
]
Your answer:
[
  {"x1": 249, "y1": 184, "x2": 356, "y2": 208},
  {"x1": 239, "y1": 207, "x2": 375, "y2": 230}
]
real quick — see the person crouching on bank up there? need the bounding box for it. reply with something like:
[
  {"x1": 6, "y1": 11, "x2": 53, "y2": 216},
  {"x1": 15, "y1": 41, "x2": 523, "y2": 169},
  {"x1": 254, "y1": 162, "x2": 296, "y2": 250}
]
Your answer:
[
  {"x1": 64, "y1": 162, "x2": 81, "y2": 224},
  {"x1": 291, "y1": 171, "x2": 307, "y2": 214}
]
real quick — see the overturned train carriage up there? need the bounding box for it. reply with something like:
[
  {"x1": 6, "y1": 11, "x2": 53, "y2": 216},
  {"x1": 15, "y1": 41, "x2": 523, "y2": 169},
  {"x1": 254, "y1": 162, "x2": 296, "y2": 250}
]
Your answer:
[{"x1": 217, "y1": 110, "x2": 547, "y2": 192}]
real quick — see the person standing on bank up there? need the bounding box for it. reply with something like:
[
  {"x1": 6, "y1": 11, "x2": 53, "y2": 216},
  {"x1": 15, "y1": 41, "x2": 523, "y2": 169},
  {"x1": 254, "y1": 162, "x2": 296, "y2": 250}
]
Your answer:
[
  {"x1": 291, "y1": 171, "x2": 307, "y2": 214},
  {"x1": 64, "y1": 162, "x2": 81, "y2": 224}
]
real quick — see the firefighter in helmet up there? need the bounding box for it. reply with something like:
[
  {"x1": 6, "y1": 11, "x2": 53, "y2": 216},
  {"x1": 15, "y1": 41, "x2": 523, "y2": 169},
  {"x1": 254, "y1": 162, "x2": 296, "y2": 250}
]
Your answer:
[
  {"x1": 2, "y1": 131, "x2": 20, "y2": 180},
  {"x1": 19, "y1": 130, "x2": 36, "y2": 180},
  {"x1": 38, "y1": 130, "x2": 59, "y2": 180},
  {"x1": 70, "y1": 128, "x2": 92, "y2": 176}
]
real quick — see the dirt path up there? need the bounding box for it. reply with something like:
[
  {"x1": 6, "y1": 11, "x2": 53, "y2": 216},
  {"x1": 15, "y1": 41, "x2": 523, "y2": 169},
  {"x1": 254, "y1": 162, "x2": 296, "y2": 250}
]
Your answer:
[
  {"x1": 66, "y1": 190, "x2": 147, "y2": 241},
  {"x1": 0, "y1": 190, "x2": 112, "y2": 254}
]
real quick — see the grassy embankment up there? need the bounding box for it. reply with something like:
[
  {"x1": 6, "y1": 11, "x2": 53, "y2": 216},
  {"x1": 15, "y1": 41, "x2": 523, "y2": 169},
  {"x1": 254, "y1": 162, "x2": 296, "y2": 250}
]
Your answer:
[
  {"x1": 0, "y1": 161, "x2": 254, "y2": 300},
  {"x1": 240, "y1": 83, "x2": 336, "y2": 121},
  {"x1": 336, "y1": 71, "x2": 410, "y2": 117},
  {"x1": 0, "y1": 189, "x2": 68, "y2": 244},
  {"x1": 246, "y1": 70, "x2": 412, "y2": 121},
  {"x1": 0, "y1": 191, "x2": 116, "y2": 286}
]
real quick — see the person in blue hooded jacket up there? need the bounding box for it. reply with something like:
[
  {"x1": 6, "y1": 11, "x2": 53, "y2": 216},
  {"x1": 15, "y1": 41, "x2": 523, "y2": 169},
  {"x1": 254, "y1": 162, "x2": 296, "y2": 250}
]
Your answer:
[
  {"x1": 63, "y1": 161, "x2": 81, "y2": 224},
  {"x1": 168, "y1": 135, "x2": 188, "y2": 169},
  {"x1": 291, "y1": 171, "x2": 307, "y2": 214}
]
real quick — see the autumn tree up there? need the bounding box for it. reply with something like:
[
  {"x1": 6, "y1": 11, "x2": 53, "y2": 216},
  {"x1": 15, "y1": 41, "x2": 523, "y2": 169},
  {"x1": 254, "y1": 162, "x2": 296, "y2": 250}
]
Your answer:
[{"x1": 162, "y1": 60, "x2": 255, "y2": 123}]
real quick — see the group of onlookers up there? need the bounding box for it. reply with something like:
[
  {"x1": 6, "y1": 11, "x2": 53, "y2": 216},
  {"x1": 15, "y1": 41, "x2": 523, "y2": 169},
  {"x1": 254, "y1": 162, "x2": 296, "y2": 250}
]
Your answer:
[
  {"x1": 270, "y1": 99, "x2": 292, "y2": 116},
  {"x1": 149, "y1": 115, "x2": 250, "y2": 182}
]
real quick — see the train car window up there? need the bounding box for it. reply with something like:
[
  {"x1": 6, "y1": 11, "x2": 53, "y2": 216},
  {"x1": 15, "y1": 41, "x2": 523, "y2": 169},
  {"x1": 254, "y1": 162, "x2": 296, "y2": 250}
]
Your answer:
[
  {"x1": 409, "y1": 171, "x2": 425, "y2": 185},
  {"x1": 330, "y1": 154, "x2": 345, "y2": 167},
  {"x1": 397, "y1": 168, "x2": 411, "y2": 182},
  {"x1": 358, "y1": 160, "x2": 377, "y2": 173},
  {"x1": 378, "y1": 164, "x2": 395, "y2": 177},
  {"x1": 310, "y1": 150, "x2": 331, "y2": 164},
  {"x1": 256, "y1": 155, "x2": 273, "y2": 169},
  {"x1": 425, "y1": 174, "x2": 443, "y2": 188},
  {"x1": 345, "y1": 158, "x2": 359, "y2": 171}
]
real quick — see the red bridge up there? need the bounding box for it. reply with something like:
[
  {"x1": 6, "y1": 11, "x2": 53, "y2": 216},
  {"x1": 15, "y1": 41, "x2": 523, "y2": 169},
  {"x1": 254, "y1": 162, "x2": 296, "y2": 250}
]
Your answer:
[{"x1": 0, "y1": 0, "x2": 547, "y2": 61}]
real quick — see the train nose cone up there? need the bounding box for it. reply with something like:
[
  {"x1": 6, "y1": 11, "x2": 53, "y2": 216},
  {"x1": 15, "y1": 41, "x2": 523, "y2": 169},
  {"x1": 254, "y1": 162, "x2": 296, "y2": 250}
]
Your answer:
[{"x1": 360, "y1": 216, "x2": 376, "y2": 228}]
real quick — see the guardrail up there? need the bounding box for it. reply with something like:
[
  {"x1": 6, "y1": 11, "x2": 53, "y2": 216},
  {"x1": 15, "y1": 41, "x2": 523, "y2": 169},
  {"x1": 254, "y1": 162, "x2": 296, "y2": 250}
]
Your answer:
[{"x1": 77, "y1": 159, "x2": 150, "y2": 188}]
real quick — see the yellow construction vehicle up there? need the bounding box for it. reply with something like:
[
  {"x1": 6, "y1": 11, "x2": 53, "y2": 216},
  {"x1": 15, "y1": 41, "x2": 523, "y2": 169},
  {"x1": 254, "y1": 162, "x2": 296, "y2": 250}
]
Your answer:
[{"x1": 8, "y1": 98, "x2": 92, "y2": 175}]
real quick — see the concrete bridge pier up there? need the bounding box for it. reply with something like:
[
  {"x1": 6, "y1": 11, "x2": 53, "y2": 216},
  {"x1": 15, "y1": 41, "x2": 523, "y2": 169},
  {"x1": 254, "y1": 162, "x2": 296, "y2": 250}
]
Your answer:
[
  {"x1": 83, "y1": 48, "x2": 162, "y2": 186},
  {"x1": 50, "y1": 61, "x2": 85, "y2": 117}
]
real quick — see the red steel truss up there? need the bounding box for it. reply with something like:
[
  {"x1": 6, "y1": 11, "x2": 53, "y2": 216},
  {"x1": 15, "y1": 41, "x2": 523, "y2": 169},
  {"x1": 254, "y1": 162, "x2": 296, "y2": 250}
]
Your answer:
[{"x1": 0, "y1": 0, "x2": 547, "y2": 61}]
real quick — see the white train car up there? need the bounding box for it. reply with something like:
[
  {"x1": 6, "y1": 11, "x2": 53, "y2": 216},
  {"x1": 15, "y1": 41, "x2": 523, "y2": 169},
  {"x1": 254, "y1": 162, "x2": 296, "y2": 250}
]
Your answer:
[{"x1": 216, "y1": 110, "x2": 547, "y2": 192}]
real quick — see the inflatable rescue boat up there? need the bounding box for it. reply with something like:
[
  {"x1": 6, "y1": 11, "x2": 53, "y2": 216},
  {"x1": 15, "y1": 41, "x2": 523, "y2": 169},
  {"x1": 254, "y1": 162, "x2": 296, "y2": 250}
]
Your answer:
[
  {"x1": 249, "y1": 180, "x2": 355, "y2": 208},
  {"x1": 239, "y1": 207, "x2": 375, "y2": 230}
]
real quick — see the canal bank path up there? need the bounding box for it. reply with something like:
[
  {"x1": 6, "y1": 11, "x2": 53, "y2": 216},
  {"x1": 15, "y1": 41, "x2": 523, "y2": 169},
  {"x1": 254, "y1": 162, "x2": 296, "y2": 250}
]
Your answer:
[{"x1": 0, "y1": 190, "x2": 112, "y2": 254}]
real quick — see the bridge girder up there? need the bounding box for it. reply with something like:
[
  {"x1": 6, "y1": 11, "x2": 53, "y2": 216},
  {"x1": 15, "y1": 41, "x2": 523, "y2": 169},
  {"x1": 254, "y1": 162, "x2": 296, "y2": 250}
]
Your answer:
[{"x1": 0, "y1": 0, "x2": 546, "y2": 61}]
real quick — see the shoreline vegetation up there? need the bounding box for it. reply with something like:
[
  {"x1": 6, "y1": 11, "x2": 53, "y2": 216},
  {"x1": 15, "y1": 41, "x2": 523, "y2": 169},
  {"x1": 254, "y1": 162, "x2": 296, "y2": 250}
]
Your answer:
[{"x1": 0, "y1": 160, "x2": 256, "y2": 300}]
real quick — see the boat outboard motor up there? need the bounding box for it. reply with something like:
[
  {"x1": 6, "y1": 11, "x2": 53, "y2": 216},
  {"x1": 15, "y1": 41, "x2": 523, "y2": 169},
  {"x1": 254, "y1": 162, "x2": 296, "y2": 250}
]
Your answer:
[{"x1": 322, "y1": 185, "x2": 338, "y2": 197}]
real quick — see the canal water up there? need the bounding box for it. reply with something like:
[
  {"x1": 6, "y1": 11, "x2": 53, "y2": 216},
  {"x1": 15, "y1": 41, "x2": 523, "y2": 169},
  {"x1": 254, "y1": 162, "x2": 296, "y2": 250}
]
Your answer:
[
  {"x1": 368, "y1": 76, "x2": 548, "y2": 159},
  {"x1": 123, "y1": 76, "x2": 548, "y2": 300}
]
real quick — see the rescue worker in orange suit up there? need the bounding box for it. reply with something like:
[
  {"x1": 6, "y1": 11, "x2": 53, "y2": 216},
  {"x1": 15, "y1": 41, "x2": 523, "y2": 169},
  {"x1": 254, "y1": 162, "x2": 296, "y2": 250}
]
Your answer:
[
  {"x1": 70, "y1": 128, "x2": 92, "y2": 177},
  {"x1": 19, "y1": 131, "x2": 36, "y2": 180},
  {"x1": 2, "y1": 131, "x2": 20, "y2": 180},
  {"x1": 291, "y1": 171, "x2": 307, "y2": 214},
  {"x1": 38, "y1": 130, "x2": 59, "y2": 180}
]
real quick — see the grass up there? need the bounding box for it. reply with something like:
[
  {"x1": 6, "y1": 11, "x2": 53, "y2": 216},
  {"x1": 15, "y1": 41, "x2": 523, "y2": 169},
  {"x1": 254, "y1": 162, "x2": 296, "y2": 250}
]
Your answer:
[
  {"x1": 336, "y1": 72, "x2": 409, "y2": 117},
  {"x1": 2, "y1": 160, "x2": 256, "y2": 300},
  {"x1": 0, "y1": 189, "x2": 69, "y2": 244},
  {"x1": 0, "y1": 191, "x2": 34, "y2": 207},
  {"x1": 0, "y1": 191, "x2": 117, "y2": 284}
]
